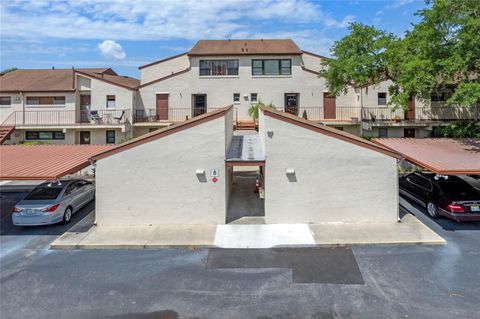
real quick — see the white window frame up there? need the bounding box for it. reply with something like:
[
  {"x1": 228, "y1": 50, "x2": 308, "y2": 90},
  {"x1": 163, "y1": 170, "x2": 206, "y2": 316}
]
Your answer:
[
  {"x1": 0, "y1": 96, "x2": 11, "y2": 108},
  {"x1": 106, "y1": 95, "x2": 116, "y2": 109}
]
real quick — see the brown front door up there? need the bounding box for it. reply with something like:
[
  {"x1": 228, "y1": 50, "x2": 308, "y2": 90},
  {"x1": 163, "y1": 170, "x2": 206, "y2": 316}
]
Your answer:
[
  {"x1": 80, "y1": 95, "x2": 91, "y2": 123},
  {"x1": 79, "y1": 131, "x2": 91, "y2": 145},
  {"x1": 284, "y1": 93, "x2": 299, "y2": 115},
  {"x1": 323, "y1": 92, "x2": 336, "y2": 119},
  {"x1": 156, "y1": 94, "x2": 169, "y2": 121},
  {"x1": 406, "y1": 96, "x2": 415, "y2": 120}
]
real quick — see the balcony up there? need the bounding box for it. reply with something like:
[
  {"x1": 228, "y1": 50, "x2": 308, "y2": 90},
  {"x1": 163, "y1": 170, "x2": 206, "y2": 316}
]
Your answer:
[
  {"x1": 276, "y1": 106, "x2": 361, "y2": 122},
  {"x1": 2, "y1": 109, "x2": 131, "y2": 127},
  {"x1": 274, "y1": 106, "x2": 480, "y2": 124},
  {"x1": 133, "y1": 107, "x2": 229, "y2": 124}
]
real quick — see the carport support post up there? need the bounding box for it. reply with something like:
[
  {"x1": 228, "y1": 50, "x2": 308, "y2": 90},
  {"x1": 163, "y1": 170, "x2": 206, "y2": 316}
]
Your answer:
[
  {"x1": 90, "y1": 159, "x2": 98, "y2": 226},
  {"x1": 397, "y1": 158, "x2": 401, "y2": 222}
]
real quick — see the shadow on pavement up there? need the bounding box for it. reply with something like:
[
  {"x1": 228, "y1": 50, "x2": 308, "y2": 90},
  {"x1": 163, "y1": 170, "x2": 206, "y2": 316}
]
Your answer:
[
  {"x1": 400, "y1": 195, "x2": 480, "y2": 231},
  {"x1": 0, "y1": 191, "x2": 95, "y2": 236}
]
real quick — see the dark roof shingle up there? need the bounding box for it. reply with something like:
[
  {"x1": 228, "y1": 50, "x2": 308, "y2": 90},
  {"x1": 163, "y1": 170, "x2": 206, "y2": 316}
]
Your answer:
[{"x1": 188, "y1": 39, "x2": 302, "y2": 56}]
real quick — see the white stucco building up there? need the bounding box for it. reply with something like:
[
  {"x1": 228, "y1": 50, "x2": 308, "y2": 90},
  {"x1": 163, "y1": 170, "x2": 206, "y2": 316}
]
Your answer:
[
  {"x1": 92, "y1": 105, "x2": 400, "y2": 226},
  {"x1": 0, "y1": 68, "x2": 139, "y2": 145},
  {"x1": 1, "y1": 39, "x2": 477, "y2": 145}
]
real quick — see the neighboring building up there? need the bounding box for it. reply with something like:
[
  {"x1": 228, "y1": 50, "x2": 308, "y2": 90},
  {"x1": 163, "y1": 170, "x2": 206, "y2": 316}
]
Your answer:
[
  {"x1": 91, "y1": 105, "x2": 400, "y2": 226},
  {"x1": 136, "y1": 39, "x2": 479, "y2": 138},
  {"x1": 1, "y1": 39, "x2": 478, "y2": 145},
  {"x1": 0, "y1": 68, "x2": 139, "y2": 144}
]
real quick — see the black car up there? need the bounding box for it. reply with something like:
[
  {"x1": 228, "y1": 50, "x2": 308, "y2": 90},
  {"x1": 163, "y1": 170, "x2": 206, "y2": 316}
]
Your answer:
[{"x1": 400, "y1": 172, "x2": 480, "y2": 222}]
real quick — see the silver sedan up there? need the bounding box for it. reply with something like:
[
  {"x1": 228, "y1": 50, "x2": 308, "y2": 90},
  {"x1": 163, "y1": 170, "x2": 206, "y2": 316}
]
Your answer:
[{"x1": 12, "y1": 179, "x2": 95, "y2": 226}]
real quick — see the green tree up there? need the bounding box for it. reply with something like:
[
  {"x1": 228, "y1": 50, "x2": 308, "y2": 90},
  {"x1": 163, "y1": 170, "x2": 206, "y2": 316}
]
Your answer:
[
  {"x1": 0, "y1": 67, "x2": 18, "y2": 76},
  {"x1": 248, "y1": 101, "x2": 275, "y2": 121},
  {"x1": 321, "y1": 0, "x2": 480, "y2": 109}
]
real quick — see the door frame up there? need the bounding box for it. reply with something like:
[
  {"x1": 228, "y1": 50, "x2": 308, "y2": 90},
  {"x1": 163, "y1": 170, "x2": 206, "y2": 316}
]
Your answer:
[
  {"x1": 323, "y1": 92, "x2": 337, "y2": 120},
  {"x1": 156, "y1": 93, "x2": 169, "y2": 121},
  {"x1": 284, "y1": 93, "x2": 299, "y2": 116},
  {"x1": 79, "y1": 131, "x2": 91, "y2": 145},
  {"x1": 406, "y1": 96, "x2": 415, "y2": 120},
  {"x1": 192, "y1": 94, "x2": 207, "y2": 117},
  {"x1": 79, "y1": 94, "x2": 91, "y2": 123}
]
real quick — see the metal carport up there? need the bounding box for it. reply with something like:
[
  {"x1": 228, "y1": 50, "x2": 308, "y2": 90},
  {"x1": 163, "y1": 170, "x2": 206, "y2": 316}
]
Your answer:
[
  {"x1": 0, "y1": 145, "x2": 114, "y2": 180},
  {"x1": 372, "y1": 138, "x2": 480, "y2": 175}
]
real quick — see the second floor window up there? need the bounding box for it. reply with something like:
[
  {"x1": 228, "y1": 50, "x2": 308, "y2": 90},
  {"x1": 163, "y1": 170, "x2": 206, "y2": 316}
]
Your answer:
[
  {"x1": 0, "y1": 96, "x2": 11, "y2": 106},
  {"x1": 200, "y1": 60, "x2": 239, "y2": 76},
  {"x1": 26, "y1": 96, "x2": 65, "y2": 106},
  {"x1": 252, "y1": 59, "x2": 291, "y2": 76},
  {"x1": 250, "y1": 93, "x2": 258, "y2": 102},
  {"x1": 106, "y1": 95, "x2": 116, "y2": 108},
  {"x1": 378, "y1": 92, "x2": 387, "y2": 105}
]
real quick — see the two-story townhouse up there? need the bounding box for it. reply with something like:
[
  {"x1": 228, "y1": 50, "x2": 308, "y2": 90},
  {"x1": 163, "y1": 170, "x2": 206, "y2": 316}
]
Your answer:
[
  {"x1": 135, "y1": 39, "x2": 479, "y2": 139},
  {"x1": 0, "y1": 68, "x2": 139, "y2": 144}
]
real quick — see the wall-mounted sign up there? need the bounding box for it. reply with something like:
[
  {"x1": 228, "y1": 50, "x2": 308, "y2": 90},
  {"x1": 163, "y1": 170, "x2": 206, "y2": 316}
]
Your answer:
[{"x1": 210, "y1": 169, "x2": 219, "y2": 178}]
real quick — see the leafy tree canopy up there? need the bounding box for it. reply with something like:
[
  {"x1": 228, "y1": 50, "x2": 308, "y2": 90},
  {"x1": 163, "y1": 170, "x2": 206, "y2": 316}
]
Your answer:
[
  {"x1": 0, "y1": 67, "x2": 18, "y2": 76},
  {"x1": 320, "y1": 0, "x2": 480, "y2": 109}
]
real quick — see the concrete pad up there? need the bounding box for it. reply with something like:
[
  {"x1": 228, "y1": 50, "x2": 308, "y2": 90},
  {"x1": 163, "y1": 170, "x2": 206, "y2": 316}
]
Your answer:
[
  {"x1": 51, "y1": 223, "x2": 217, "y2": 249},
  {"x1": 310, "y1": 212, "x2": 445, "y2": 246},
  {"x1": 146, "y1": 224, "x2": 217, "y2": 248},
  {"x1": 75, "y1": 226, "x2": 153, "y2": 249},
  {"x1": 214, "y1": 224, "x2": 316, "y2": 248}
]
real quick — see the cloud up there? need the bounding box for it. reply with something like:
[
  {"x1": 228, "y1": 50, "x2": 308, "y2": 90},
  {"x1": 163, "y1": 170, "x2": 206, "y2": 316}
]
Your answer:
[
  {"x1": 0, "y1": 0, "x2": 353, "y2": 41},
  {"x1": 388, "y1": 0, "x2": 416, "y2": 9},
  {"x1": 97, "y1": 40, "x2": 126, "y2": 60}
]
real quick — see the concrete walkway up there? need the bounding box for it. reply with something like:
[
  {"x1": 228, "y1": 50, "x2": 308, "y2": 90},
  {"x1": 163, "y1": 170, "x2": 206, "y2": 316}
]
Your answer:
[{"x1": 51, "y1": 207, "x2": 445, "y2": 249}]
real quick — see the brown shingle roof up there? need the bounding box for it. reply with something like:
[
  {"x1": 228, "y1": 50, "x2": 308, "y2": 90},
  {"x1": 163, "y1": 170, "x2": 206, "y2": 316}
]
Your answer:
[
  {"x1": 76, "y1": 70, "x2": 140, "y2": 90},
  {"x1": 0, "y1": 69, "x2": 76, "y2": 92},
  {"x1": 0, "y1": 68, "x2": 138, "y2": 92},
  {"x1": 188, "y1": 39, "x2": 302, "y2": 56}
]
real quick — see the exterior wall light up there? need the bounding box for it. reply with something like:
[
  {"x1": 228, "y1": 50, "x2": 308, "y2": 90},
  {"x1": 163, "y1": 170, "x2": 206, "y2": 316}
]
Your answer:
[{"x1": 286, "y1": 168, "x2": 295, "y2": 175}]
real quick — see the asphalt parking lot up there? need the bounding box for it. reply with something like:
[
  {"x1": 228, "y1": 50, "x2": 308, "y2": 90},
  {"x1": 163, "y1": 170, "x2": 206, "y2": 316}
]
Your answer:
[{"x1": 1, "y1": 191, "x2": 480, "y2": 319}]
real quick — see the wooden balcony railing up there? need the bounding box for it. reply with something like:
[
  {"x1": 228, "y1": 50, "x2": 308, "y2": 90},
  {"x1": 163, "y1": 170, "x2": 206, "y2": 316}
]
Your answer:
[{"x1": 2, "y1": 109, "x2": 131, "y2": 126}]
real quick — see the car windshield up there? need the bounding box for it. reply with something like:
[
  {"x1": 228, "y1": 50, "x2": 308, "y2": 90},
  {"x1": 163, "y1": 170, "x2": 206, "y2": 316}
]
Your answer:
[
  {"x1": 438, "y1": 181, "x2": 477, "y2": 196},
  {"x1": 24, "y1": 185, "x2": 63, "y2": 200}
]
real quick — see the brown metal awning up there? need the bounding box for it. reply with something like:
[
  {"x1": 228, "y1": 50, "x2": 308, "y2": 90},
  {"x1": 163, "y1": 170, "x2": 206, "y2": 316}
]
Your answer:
[
  {"x1": 372, "y1": 138, "x2": 480, "y2": 175},
  {"x1": 0, "y1": 145, "x2": 114, "y2": 180}
]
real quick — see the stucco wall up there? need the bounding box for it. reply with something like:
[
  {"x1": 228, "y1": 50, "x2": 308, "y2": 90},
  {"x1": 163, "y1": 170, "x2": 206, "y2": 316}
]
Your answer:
[
  {"x1": 362, "y1": 126, "x2": 432, "y2": 138},
  {"x1": 138, "y1": 54, "x2": 357, "y2": 121},
  {"x1": 95, "y1": 115, "x2": 229, "y2": 225},
  {"x1": 78, "y1": 75, "x2": 134, "y2": 116},
  {"x1": 1, "y1": 92, "x2": 77, "y2": 125},
  {"x1": 260, "y1": 111, "x2": 399, "y2": 223},
  {"x1": 140, "y1": 54, "x2": 190, "y2": 84}
]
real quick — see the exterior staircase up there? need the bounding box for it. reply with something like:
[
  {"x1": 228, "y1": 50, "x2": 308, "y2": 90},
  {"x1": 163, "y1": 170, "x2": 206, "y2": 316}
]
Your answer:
[
  {"x1": 236, "y1": 120, "x2": 256, "y2": 131},
  {"x1": 0, "y1": 126, "x2": 15, "y2": 144}
]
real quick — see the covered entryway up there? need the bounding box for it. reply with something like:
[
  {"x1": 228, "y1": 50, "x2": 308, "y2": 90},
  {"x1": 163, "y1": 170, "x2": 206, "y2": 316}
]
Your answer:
[{"x1": 225, "y1": 131, "x2": 266, "y2": 224}]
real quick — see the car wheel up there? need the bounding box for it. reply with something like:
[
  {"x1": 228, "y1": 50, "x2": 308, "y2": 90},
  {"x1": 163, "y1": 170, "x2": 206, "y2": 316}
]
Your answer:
[
  {"x1": 62, "y1": 207, "x2": 73, "y2": 224},
  {"x1": 427, "y1": 201, "x2": 439, "y2": 218}
]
